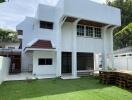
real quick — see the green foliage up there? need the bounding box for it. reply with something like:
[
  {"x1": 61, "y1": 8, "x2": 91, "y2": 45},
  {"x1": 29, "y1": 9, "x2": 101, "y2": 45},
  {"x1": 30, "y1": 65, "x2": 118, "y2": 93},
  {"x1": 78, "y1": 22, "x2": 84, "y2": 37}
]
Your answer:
[
  {"x1": 114, "y1": 23, "x2": 132, "y2": 49},
  {"x1": 107, "y1": 0, "x2": 132, "y2": 49},
  {"x1": 0, "y1": 0, "x2": 5, "y2": 3},
  {"x1": 0, "y1": 28, "x2": 19, "y2": 43}
]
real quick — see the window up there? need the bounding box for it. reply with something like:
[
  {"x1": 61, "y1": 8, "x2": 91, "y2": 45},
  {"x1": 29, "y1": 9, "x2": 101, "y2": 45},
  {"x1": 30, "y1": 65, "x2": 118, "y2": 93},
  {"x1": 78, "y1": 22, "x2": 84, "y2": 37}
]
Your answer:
[
  {"x1": 77, "y1": 25, "x2": 102, "y2": 39},
  {"x1": 8, "y1": 47, "x2": 15, "y2": 49},
  {"x1": 94, "y1": 28, "x2": 102, "y2": 38},
  {"x1": 40, "y1": 21, "x2": 53, "y2": 29},
  {"x1": 77, "y1": 25, "x2": 84, "y2": 36},
  {"x1": 128, "y1": 54, "x2": 132, "y2": 56},
  {"x1": 86, "y1": 26, "x2": 93, "y2": 37},
  {"x1": 38, "y1": 58, "x2": 52, "y2": 65},
  {"x1": 17, "y1": 30, "x2": 23, "y2": 35},
  {"x1": 114, "y1": 56, "x2": 118, "y2": 57},
  {"x1": 121, "y1": 55, "x2": 126, "y2": 57}
]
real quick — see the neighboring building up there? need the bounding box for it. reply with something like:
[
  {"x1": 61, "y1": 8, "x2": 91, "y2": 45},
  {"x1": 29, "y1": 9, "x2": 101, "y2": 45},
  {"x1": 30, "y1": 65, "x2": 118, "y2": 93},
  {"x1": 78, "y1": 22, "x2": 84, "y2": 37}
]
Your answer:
[
  {"x1": 113, "y1": 46, "x2": 132, "y2": 71},
  {"x1": 0, "y1": 42, "x2": 21, "y2": 74},
  {"x1": 0, "y1": 42, "x2": 20, "y2": 49},
  {"x1": 4, "y1": 43, "x2": 20, "y2": 50},
  {"x1": 114, "y1": 46, "x2": 132, "y2": 55},
  {"x1": 16, "y1": 0, "x2": 121, "y2": 78}
]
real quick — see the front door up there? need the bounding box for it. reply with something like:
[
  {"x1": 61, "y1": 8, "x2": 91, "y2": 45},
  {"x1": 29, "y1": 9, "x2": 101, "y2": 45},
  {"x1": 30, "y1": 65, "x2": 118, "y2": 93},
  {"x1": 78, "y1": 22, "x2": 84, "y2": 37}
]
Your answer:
[{"x1": 62, "y1": 52, "x2": 72, "y2": 74}]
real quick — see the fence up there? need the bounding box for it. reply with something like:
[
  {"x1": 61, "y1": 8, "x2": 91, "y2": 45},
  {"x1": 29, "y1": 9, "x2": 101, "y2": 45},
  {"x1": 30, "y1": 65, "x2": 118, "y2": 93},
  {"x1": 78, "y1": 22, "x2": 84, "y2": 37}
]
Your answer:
[
  {"x1": 0, "y1": 56, "x2": 11, "y2": 84},
  {"x1": 114, "y1": 53, "x2": 132, "y2": 71}
]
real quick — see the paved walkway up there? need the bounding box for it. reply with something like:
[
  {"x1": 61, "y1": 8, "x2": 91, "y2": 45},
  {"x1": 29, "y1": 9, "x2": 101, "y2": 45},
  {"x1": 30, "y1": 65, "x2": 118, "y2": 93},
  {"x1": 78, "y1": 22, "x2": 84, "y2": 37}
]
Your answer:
[{"x1": 5, "y1": 73, "x2": 56, "y2": 81}]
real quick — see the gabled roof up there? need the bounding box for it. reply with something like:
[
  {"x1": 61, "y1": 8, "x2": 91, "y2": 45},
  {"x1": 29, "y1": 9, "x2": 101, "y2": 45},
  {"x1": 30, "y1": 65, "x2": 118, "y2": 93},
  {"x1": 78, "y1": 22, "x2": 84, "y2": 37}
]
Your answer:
[
  {"x1": 27, "y1": 40, "x2": 54, "y2": 49},
  {"x1": 24, "y1": 39, "x2": 55, "y2": 51}
]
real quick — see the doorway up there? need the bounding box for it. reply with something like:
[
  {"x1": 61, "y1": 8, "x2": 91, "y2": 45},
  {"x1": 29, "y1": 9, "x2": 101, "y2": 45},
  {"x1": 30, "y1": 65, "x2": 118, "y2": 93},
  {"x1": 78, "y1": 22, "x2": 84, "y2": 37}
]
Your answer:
[
  {"x1": 77, "y1": 53, "x2": 94, "y2": 71},
  {"x1": 62, "y1": 52, "x2": 72, "y2": 74}
]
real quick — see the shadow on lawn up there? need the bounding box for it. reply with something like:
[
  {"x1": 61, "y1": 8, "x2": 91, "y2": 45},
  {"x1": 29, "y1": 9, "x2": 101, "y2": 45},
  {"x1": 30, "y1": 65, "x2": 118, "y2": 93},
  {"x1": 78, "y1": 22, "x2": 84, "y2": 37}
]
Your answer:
[{"x1": 0, "y1": 76, "x2": 110, "y2": 100}]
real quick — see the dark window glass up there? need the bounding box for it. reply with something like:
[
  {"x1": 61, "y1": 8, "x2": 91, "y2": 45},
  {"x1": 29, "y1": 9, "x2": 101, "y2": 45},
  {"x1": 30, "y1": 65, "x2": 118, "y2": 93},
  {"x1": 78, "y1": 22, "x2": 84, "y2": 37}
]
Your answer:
[
  {"x1": 40, "y1": 21, "x2": 53, "y2": 29},
  {"x1": 86, "y1": 26, "x2": 93, "y2": 37},
  {"x1": 17, "y1": 30, "x2": 23, "y2": 35},
  {"x1": 77, "y1": 25, "x2": 84, "y2": 36},
  {"x1": 38, "y1": 58, "x2": 52, "y2": 65},
  {"x1": 46, "y1": 59, "x2": 52, "y2": 65},
  {"x1": 94, "y1": 28, "x2": 102, "y2": 38}
]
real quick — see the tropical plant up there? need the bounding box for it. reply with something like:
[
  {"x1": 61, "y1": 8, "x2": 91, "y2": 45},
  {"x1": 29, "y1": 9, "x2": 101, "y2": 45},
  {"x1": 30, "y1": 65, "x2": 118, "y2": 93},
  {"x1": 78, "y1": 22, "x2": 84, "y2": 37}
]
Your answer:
[
  {"x1": 0, "y1": 28, "x2": 19, "y2": 47},
  {"x1": 106, "y1": 0, "x2": 132, "y2": 49}
]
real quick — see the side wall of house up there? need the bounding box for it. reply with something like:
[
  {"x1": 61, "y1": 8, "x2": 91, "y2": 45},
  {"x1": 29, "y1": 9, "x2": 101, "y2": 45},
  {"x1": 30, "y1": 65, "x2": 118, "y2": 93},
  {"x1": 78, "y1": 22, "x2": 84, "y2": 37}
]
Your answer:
[
  {"x1": 18, "y1": 4, "x2": 61, "y2": 72},
  {"x1": 61, "y1": 22, "x2": 112, "y2": 69},
  {"x1": 33, "y1": 51, "x2": 56, "y2": 75},
  {"x1": 61, "y1": 22, "x2": 104, "y2": 53},
  {"x1": 0, "y1": 56, "x2": 10, "y2": 84}
]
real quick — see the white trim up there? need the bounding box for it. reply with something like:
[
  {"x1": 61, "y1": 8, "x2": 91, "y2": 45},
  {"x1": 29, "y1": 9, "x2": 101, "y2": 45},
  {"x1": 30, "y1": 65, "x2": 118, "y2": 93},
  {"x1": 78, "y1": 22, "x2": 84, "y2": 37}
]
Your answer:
[
  {"x1": 26, "y1": 38, "x2": 38, "y2": 47},
  {"x1": 25, "y1": 48, "x2": 56, "y2": 52}
]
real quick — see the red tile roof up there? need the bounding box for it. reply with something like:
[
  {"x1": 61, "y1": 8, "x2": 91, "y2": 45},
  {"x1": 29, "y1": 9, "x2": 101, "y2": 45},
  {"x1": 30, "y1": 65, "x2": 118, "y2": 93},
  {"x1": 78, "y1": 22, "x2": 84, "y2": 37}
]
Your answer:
[{"x1": 28, "y1": 40, "x2": 54, "y2": 49}]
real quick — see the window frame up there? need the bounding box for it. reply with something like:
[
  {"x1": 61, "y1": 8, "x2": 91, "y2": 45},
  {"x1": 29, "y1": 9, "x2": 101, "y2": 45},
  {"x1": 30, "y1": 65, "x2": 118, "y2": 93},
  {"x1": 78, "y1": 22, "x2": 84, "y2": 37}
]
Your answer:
[
  {"x1": 77, "y1": 24, "x2": 102, "y2": 39},
  {"x1": 94, "y1": 27, "x2": 102, "y2": 39},
  {"x1": 85, "y1": 26, "x2": 94, "y2": 38},
  {"x1": 17, "y1": 30, "x2": 23, "y2": 35},
  {"x1": 77, "y1": 25, "x2": 85, "y2": 36},
  {"x1": 40, "y1": 21, "x2": 53, "y2": 30},
  {"x1": 38, "y1": 58, "x2": 53, "y2": 65}
]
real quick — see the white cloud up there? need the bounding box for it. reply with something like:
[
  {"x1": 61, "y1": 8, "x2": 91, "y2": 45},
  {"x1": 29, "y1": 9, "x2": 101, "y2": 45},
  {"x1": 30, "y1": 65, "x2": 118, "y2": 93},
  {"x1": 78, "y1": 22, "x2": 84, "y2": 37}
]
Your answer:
[
  {"x1": 0, "y1": 0, "x2": 106, "y2": 30},
  {"x1": 91, "y1": 0, "x2": 106, "y2": 3}
]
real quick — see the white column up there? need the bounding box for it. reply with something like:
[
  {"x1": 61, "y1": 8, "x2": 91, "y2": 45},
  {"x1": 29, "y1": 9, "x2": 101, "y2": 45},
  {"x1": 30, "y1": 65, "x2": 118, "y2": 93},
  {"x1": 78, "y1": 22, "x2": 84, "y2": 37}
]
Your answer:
[
  {"x1": 108, "y1": 26, "x2": 117, "y2": 69},
  {"x1": 102, "y1": 26, "x2": 117, "y2": 70},
  {"x1": 94, "y1": 53, "x2": 100, "y2": 70},
  {"x1": 56, "y1": 21, "x2": 62, "y2": 77},
  {"x1": 102, "y1": 25, "x2": 109, "y2": 70},
  {"x1": 72, "y1": 23, "x2": 77, "y2": 78}
]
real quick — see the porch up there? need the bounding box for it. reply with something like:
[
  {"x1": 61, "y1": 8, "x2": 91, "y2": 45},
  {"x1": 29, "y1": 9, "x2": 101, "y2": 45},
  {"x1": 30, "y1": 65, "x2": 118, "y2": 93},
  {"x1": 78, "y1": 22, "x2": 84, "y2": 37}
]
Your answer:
[{"x1": 61, "y1": 52, "x2": 96, "y2": 77}]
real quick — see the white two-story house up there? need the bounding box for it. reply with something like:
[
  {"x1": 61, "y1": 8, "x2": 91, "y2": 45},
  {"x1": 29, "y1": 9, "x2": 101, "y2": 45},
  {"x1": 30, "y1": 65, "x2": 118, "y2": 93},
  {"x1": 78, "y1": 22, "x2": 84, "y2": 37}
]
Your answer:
[{"x1": 16, "y1": 0, "x2": 121, "y2": 78}]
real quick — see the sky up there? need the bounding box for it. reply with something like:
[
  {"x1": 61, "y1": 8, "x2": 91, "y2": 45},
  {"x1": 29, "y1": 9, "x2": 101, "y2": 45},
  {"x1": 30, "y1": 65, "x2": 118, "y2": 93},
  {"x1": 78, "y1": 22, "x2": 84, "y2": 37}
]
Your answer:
[{"x1": 0, "y1": 0, "x2": 106, "y2": 30}]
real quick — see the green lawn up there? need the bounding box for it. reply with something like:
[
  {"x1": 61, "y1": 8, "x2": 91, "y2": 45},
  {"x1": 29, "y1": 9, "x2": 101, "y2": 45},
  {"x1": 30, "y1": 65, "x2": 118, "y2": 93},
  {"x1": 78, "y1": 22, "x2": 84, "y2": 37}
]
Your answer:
[{"x1": 0, "y1": 77, "x2": 132, "y2": 100}]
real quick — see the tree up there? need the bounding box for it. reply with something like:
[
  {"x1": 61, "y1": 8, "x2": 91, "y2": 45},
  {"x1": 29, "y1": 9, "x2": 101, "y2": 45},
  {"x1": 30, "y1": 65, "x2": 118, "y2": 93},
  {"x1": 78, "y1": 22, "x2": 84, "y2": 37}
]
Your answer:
[
  {"x1": 106, "y1": 0, "x2": 132, "y2": 49},
  {"x1": 114, "y1": 23, "x2": 132, "y2": 49},
  {"x1": 0, "y1": 28, "x2": 19, "y2": 47},
  {"x1": 0, "y1": 0, "x2": 5, "y2": 3}
]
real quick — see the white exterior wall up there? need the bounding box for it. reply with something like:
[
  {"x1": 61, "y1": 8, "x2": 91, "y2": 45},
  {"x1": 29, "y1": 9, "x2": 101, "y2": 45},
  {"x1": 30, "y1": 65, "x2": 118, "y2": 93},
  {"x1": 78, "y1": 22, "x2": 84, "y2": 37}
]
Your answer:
[
  {"x1": 61, "y1": 22, "x2": 73, "y2": 51},
  {"x1": 62, "y1": 22, "x2": 104, "y2": 53},
  {"x1": 18, "y1": 4, "x2": 61, "y2": 71},
  {"x1": 0, "y1": 56, "x2": 10, "y2": 84},
  {"x1": 33, "y1": 51, "x2": 56, "y2": 75},
  {"x1": 114, "y1": 53, "x2": 132, "y2": 71},
  {"x1": 64, "y1": 0, "x2": 121, "y2": 26},
  {"x1": 16, "y1": 0, "x2": 121, "y2": 75}
]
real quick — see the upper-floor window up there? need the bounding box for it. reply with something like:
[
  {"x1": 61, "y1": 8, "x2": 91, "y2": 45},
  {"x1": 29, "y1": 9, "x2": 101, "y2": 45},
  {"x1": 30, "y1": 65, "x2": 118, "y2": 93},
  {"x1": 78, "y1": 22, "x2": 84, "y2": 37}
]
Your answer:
[
  {"x1": 77, "y1": 25, "x2": 102, "y2": 39},
  {"x1": 17, "y1": 30, "x2": 23, "y2": 35},
  {"x1": 94, "y1": 28, "x2": 102, "y2": 38},
  {"x1": 77, "y1": 25, "x2": 84, "y2": 36},
  {"x1": 40, "y1": 21, "x2": 53, "y2": 29},
  {"x1": 86, "y1": 26, "x2": 93, "y2": 37}
]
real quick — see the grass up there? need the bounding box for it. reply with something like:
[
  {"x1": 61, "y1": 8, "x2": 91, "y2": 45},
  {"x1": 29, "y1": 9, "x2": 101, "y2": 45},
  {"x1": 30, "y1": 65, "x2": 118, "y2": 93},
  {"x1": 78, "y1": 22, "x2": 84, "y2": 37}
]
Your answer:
[{"x1": 0, "y1": 76, "x2": 132, "y2": 100}]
